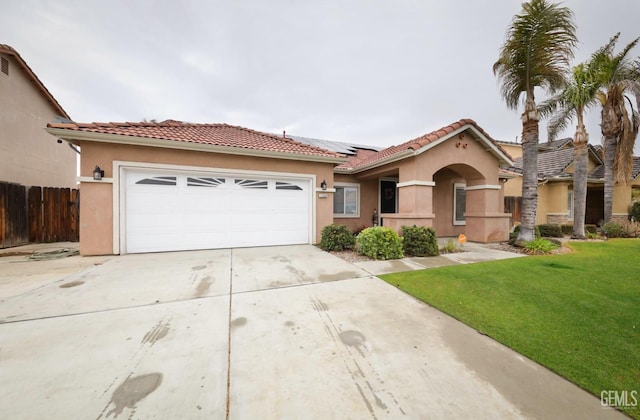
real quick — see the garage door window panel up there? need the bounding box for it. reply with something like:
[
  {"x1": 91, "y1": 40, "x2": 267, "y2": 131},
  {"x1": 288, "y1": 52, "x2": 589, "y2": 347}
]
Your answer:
[
  {"x1": 187, "y1": 177, "x2": 226, "y2": 187},
  {"x1": 135, "y1": 176, "x2": 177, "y2": 186}
]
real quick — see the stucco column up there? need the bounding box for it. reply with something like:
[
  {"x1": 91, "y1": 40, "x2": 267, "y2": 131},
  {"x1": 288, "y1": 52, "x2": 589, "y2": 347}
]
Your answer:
[
  {"x1": 383, "y1": 181, "x2": 435, "y2": 233},
  {"x1": 79, "y1": 180, "x2": 114, "y2": 256},
  {"x1": 465, "y1": 185, "x2": 511, "y2": 242}
]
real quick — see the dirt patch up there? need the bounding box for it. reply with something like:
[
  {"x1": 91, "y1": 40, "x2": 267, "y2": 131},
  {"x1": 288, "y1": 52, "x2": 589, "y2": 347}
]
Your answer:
[{"x1": 328, "y1": 250, "x2": 373, "y2": 263}]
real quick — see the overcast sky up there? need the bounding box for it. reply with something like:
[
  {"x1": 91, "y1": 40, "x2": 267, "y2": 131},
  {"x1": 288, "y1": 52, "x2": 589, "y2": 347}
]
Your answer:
[{"x1": 3, "y1": 0, "x2": 640, "y2": 151}]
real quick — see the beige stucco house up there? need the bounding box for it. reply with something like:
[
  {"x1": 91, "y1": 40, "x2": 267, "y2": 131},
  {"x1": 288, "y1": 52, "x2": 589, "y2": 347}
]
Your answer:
[
  {"x1": 499, "y1": 139, "x2": 640, "y2": 225},
  {"x1": 47, "y1": 118, "x2": 514, "y2": 255},
  {"x1": 0, "y1": 44, "x2": 76, "y2": 188}
]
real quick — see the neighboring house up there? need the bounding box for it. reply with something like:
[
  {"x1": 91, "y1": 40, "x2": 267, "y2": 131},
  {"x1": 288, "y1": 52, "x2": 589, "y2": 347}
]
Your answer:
[
  {"x1": 498, "y1": 139, "x2": 640, "y2": 225},
  {"x1": 46, "y1": 118, "x2": 514, "y2": 256},
  {"x1": 0, "y1": 44, "x2": 76, "y2": 188}
]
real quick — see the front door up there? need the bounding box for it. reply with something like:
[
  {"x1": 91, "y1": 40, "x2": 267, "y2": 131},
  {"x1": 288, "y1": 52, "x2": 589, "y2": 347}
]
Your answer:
[{"x1": 380, "y1": 179, "x2": 397, "y2": 214}]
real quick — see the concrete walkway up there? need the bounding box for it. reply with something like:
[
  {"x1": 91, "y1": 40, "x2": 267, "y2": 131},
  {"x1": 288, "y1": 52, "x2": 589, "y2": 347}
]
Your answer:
[
  {"x1": 352, "y1": 241, "x2": 525, "y2": 275},
  {"x1": 0, "y1": 243, "x2": 623, "y2": 419}
]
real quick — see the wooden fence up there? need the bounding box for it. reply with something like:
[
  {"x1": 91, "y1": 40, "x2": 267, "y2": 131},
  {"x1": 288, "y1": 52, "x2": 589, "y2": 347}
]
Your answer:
[
  {"x1": 0, "y1": 182, "x2": 79, "y2": 248},
  {"x1": 504, "y1": 196, "x2": 522, "y2": 226}
]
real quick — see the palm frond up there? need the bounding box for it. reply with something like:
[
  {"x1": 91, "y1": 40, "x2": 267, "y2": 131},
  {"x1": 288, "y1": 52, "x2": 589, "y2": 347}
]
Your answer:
[
  {"x1": 494, "y1": 0, "x2": 577, "y2": 111},
  {"x1": 548, "y1": 104, "x2": 576, "y2": 141}
]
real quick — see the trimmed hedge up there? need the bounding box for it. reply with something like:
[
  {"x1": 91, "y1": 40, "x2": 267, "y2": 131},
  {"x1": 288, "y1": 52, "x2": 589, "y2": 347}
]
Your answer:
[
  {"x1": 356, "y1": 227, "x2": 403, "y2": 260},
  {"x1": 319, "y1": 224, "x2": 356, "y2": 251},
  {"x1": 401, "y1": 225, "x2": 439, "y2": 257},
  {"x1": 631, "y1": 202, "x2": 640, "y2": 222},
  {"x1": 560, "y1": 224, "x2": 573, "y2": 235},
  {"x1": 537, "y1": 224, "x2": 564, "y2": 238}
]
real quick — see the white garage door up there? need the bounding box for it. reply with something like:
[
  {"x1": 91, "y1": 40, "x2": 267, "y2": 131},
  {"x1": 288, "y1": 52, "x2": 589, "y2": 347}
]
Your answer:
[{"x1": 123, "y1": 169, "x2": 312, "y2": 253}]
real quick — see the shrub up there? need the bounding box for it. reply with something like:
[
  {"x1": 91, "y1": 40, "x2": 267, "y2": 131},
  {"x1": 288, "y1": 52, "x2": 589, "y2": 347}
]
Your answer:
[
  {"x1": 352, "y1": 225, "x2": 368, "y2": 236},
  {"x1": 601, "y1": 222, "x2": 624, "y2": 238},
  {"x1": 401, "y1": 225, "x2": 439, "y2": 256},
  {"x1": 620, "y1": 220, "x2": 640, "y2": 238},
  {"x1": 585, "y1": 224, "x2": 598, "y2": 234},
  {"x1": 586, "y1": 231, "x2": 598, "y2": 239},
  {"x1": 509, "y1": 225, "x2": 541, "y2": 245},
  {"x1": 560, "y1": 224, "x2": 573, "y2": 235},
  {"x1": 536, "y1": 224, "x2": 564, "y2": 238},
  {"x1": 523, "y1": 238, "x2": 559, "y2": 255},
  {"x1": 440, "y1": 238, "x2": 459, "y2": 254},
  {"x1": 319, "y1": 224, "x2": 356, "y2": 251},
  {"x1": 631, "y1": 202, "x2": 640, "y2": 222},
  {"x1": 356, "y1": 227, "x2": 403, "y2": 260}
]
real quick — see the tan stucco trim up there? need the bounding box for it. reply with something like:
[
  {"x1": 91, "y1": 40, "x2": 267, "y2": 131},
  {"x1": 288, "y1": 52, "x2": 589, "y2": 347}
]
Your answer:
[
  {"x1": 465, "y1": 184, "x2": 501, "y2": 191},
  {"x1": 397, "y1": 180, "x2": 435, "y2": 188},
  {"x1": 78, "y1": 176, "x2": 114, "y2": 183},
  {"x1": 111, "y1": 160, "x2": 318, "y2": 254},
  {"x1": 46, "y1": 127, "x2": 347, "y2": 165}
]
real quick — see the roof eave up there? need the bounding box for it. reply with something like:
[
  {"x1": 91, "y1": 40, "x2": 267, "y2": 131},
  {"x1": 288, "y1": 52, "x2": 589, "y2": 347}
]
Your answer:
[
  {"x1": 0, "y1": 45, "x2": 70, "y2": 119},
  {"x1": 45, "y1": 127, "x2": 347, "y2": 165},
  {"x1": 338, "y1": 149, "x2": 415, "y2": 174}
]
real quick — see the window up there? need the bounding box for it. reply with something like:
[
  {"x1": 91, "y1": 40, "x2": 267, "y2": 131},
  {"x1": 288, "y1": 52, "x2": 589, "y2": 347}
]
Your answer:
[
  {"x1": 136, "y1": 176, "x2": 177, "y2": 186},
  {"x1": 453, "y1": 183, "x2": 466, "y2": 225},
  {"x1": 1, "y1": 57, "x2": 8, "y2": 75},
  {"x1": 334, "y1": 183, "x2": 359, "y2": 217},
  {"x1": 235, "y1": 179, "x2": 268, "y2": 189},
  {"x1": 187, "y1": 177, "x2": 226, "y2": 187},
  {"x1": 568, "y1": 190, "x2": 573, "y2": 217},
  {"x1": 276, "y1": 181, "x2": 303, "y2": 191}
]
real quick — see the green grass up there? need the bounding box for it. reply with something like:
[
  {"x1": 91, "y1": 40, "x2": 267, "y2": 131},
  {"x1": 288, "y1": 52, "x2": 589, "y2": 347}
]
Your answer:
[{"x1": 380, "y1": 239, "x2": 640, "y2": 418}]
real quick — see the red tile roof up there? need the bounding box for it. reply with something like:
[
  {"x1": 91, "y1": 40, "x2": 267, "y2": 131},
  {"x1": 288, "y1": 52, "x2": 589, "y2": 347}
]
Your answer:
[
  {"x1": 336, "y1": 119, "x2": 512, "y2": 171},
  {"x1": 0, "y1": 44, "x2": 70, "y2": 119},
  {"x1": 47, "y1": 120, "x2": 344, "y2": 159}
]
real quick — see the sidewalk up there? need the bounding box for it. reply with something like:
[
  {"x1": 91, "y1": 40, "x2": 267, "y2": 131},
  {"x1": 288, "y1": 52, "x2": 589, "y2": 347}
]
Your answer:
[{"x1": 352, "y1": 240, "x2": 525, "y2": 275}]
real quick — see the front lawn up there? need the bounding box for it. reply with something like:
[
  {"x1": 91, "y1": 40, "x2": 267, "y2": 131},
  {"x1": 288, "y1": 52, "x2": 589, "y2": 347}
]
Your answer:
[{"x1": 380, "y1": 239, "x2": 640, "y2": 418}]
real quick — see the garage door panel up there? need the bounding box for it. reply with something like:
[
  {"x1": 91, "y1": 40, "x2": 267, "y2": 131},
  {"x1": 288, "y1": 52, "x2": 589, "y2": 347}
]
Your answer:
[{"x1": 124, "y1": 170, "x2": 311, "y2": 253}]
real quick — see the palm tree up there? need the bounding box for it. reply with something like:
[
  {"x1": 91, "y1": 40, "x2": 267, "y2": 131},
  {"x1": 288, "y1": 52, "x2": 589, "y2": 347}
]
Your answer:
[
  {"x1": 493, "y1": 0, "x2": 577, "y2": 244},
  {"x1": 539, "y1": 63, "x2": 601, "y2": 238},
  {"x1": 594, "y1": 33, "x2": 640, "y2": 223}
]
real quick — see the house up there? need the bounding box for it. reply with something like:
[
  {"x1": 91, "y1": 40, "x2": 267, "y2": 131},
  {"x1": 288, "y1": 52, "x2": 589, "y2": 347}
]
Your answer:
[
  {"x1": 46, "y1": 118, "x2": 514, "y2": 256},
  {"x1": 499, "y1": 139, "x2": 640, "y2": 225},
  {"x1": 0, "y1": 44, "x2": 76, "y2": 188}
]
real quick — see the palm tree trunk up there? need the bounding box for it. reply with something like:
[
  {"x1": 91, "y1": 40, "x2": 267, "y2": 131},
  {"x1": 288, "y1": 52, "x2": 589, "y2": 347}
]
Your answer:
[
  {"x1": 516, "y1": 115, "x2": 539, "y2": 245},
  {"x1": 572, "y1": 137, "x2": 588, "y2": 238},
  {"x1": 603, "y1": 135, "x2": 617, "y2": 223}
]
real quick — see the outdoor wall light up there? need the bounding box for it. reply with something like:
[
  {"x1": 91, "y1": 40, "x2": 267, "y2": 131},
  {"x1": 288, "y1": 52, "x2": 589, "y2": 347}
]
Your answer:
[
  {"x1": 93, "y1": 165, "x2": 105, "y2": 181},
  {"x1": 320, "y1": 180, "x2": 327, "y2": 190}
]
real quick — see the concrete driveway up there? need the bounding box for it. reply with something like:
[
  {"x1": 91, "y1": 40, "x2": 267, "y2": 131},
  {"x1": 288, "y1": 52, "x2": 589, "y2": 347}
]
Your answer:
[{"x1": 0, "y1": 245, "x2": 623, "y2": 419}]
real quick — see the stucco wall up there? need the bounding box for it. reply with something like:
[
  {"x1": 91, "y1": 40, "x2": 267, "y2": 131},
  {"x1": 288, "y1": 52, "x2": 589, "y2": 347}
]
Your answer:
[
  {"x1": 0, "y1": 52, "x2": 76, "y2": 188},
  {"x1": 332, "y1": 174, "x2": 378, "y2": 232},
  {"x1": 78, "y1": 141, "x2": 336, "y2": 255}
]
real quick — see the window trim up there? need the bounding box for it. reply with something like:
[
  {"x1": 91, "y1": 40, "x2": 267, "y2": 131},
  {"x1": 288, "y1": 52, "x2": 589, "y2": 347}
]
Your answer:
[
  {"x1": 333, "y1": 182, "x2": 360, "y2": 218},
  {"x1": 567, "y1": 190, "x2": 574, "y2": 217},
  {"x1": 453, "y1": 183, "x2": 466, "y2": 226}
]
